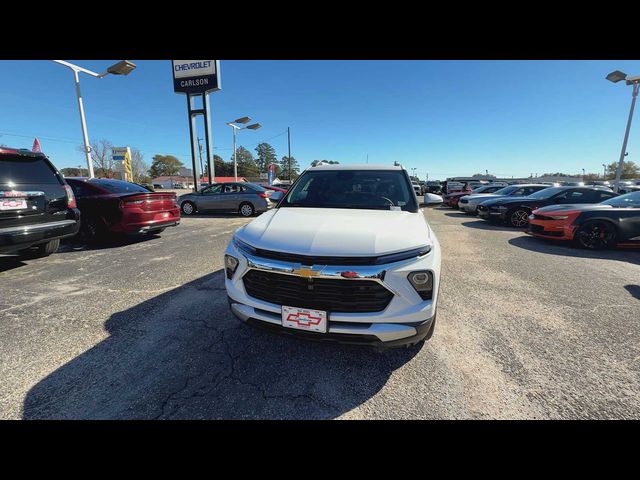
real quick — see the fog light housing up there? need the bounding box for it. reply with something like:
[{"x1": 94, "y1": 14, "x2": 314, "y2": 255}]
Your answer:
[
  {"x1": 408, "y1": 270, "x2": 433, "y2": 300},
  {"x1": 225, "y1": 254, "x2": 239, "y2": 279}
]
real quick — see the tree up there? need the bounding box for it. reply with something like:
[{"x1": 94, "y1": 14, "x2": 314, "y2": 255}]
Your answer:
[
  {"x1": 149, "y1": 155, "x2": 184, "y2": 186},
  {"x1": 254, "y1": 143, "x2": 278, "y2": 172},
  {"x1": 130, "y1": 148, "x2": 149, "y2": 183},
  {"x1": 605, "y1": 160, "x2": 639, "y2": 179},
  {"x1": 233, "y1": 146, "x2": 260, "y2": 177},
  {"x1": 78, "y1": 139, "x2": 114, "y2": 178},
  {"x1": 60, "y1": 167, "x2": 89, "y2": 177},
  {"x1": 213, "y1": 154, "x2": 233, "y2": 177},
  {"x1": 280, "y1": 156, "x2": 300, "y2": 180},
  {"x1": 311, "y1": 160, "x2": 340, "y2": 167}
]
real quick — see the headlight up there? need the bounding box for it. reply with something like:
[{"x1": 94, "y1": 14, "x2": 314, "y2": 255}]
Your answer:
[
  {"x1": 548, "y1": 215, "x2": 569, "y2": 220},
  {"x1": 407, "y1": 270, "x2": 433, "y2": 300},
  {"x1": 497, "y1": 205, "x2": 508, "y2": 210},
  {"x1": 225, "y1": 254, "x2": 239, "y2": 279}
]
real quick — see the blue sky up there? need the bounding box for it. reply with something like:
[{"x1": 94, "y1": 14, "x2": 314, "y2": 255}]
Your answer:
[{"x1": 1, "y1": 60, "x2": 640, "y2": 180}]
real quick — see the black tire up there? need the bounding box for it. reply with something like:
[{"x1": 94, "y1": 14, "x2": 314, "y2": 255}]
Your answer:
[
  {"x1": 81, "y1": 216, "x2": 109, "y2": 244},
  {"x1": 19, "y1": 239, "x2": 60, "y2": 258},
  {"x1": 574, "y1": 220, "x2": 618, "y2": 250},
  {"x1": 507, "y1": 208, "x2": 530, "y2": 228},
  {"x1": 238, "y1": 202, "x2": 255, "y2": 217},
  {"x1": 181, "y1": 201, "x2": 196, "y2": 216}
]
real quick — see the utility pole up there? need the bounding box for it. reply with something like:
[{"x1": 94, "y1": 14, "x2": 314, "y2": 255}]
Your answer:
[{"x1": 197, "y1": 137, "x2": 205, "y2": 183}]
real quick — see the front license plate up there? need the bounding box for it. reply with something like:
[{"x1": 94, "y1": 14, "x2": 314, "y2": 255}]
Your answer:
[
  {"x1": 0, "y1": 199, "x2": 27, "y2": 210},
  {"x1": 282, "y1": 306, "x2": 328, "y2": 333}
]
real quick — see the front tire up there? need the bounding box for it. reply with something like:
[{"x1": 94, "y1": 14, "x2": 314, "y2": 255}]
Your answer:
[
  {"x1": 181, "y1": 201, "x2": 196, "y2": 216},
  {"x1": 574, "y1": 220, "x2": 618, "y2": 250},
  {"x1": 239, "y1": 202, "x2": 255, "y2": 217},
  {"x1": 508, "y1": 208, "x2": 530, "y2": 228}
]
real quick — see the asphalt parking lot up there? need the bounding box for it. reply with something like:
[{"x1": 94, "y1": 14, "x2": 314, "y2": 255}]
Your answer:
[{"x1": 1, "y1": 205, "x2": 639, "y2": 419}]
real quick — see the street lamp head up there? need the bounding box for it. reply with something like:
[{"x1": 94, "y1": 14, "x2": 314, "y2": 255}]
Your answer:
[
  {"x1": 107, "y1": 60, "x2": 136, "y2": 76},
  {"x1": 246, "y1": 123, "x2": 262, "y2": 130},
  {"x1": 234, "y1": 116, "x2": 251, "y2": 124},
  {"x1": 606, "y1": 70, "x2": 628, "y2": 83}
]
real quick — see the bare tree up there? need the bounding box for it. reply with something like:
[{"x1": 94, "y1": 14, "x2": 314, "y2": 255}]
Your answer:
[
  {"x1": 77, "y1": 139, "x2": 114, "y2": 178},
  {"x1": 130, "y1": 148, "x2": 149, "y2": 182}
]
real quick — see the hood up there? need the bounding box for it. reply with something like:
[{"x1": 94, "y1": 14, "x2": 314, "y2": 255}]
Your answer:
[
  {"x1": 534, "y1": 203, "x2": 613, "y2": 214},
  {"x1": 236, "y1": 207, "x2": 432, "y2": 256},
  {"x1": 466, "y1": 193, "x2": 504, "y2": 203}
]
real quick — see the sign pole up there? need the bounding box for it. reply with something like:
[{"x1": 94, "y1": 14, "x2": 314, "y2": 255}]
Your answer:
[
  {"x1": 172, "y1": 60, "x2": 221, "y2": 192},
  {"x1": 187, "y1": 94, "x2": 200, "y2": 192},
  {"x1": 203, "y1": 91, "x2": 214, "y2": 184}
]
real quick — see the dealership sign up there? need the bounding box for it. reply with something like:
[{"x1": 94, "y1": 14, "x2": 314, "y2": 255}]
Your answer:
[
  {"x1": 112, "y1": 147, "x2": 133, "y2": 181},
  {"x1": 172, "y1": 60, "x2": 221, "y2": 94}
]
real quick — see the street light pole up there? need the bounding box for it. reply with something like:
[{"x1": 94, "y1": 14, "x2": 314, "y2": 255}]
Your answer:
[
  {"x1": 602, "y1": 163, "x2": 607, "y2": 180},
  {"x1": 288, "y1": 127, "x2": 292, "y2": 182},
  {"x1": 613, "y1": 82, "x2": 639, "y2": 192},
  {"x1": 72, "y1": 69, "x2": 95, "y2": 179},
  {"x1": 52, "y1": 60, "x2": 136, "y2": 179},
  {"x1": 232, "y1": 126, "x2": 238, "y2": 181},
  {"x1": 605, "y1": 70, "x2": 640, "y2": 192},
  {"x1": 227, "y1": 117, "x2": 261, "y2": 182}
]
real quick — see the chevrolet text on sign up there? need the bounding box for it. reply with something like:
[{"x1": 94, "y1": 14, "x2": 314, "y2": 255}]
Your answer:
[{"x1": 172, "y1": 60, "x2": 221, "y2": 94}]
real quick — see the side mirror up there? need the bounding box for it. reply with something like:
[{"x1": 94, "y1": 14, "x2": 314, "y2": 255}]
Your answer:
[
  {"x1": 269, "y1": 191, "x2": 284, "y2": 202},
  {"x1": 422, "y1": 193, "x2": 444, "y2": 207}
]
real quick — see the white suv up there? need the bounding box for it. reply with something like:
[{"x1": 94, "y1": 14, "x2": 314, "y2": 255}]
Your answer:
[{"x1": 224, "y1": 164, "x2": 442, "y2": 348}]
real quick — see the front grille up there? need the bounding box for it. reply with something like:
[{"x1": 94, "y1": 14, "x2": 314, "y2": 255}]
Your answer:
[
  {"x1": 242, "y1": 269, "x2": 393, "y2": 313},
  {"x1": 529, "y1": 223, "x2": 545, "y2": 233}
]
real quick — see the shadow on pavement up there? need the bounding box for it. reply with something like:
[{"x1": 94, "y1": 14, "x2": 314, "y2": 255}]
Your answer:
[
  {"x1": 23, "y1": 270, "x2": 419, "y2": 419},
  {"x1": 444, "y1": 211, "x2": 472, "y2": 218},
  {"x1": 59, "y1": 233, "x2": 163, "y2": 253},
  {"x1": 508, "y1": 235, "x2": 640, "y2": 266},
  {"x1": 0, "y1": 256, "x2": 28, "y2": 273},
  {"x1": 624, "y1": 285, "x2": 640, "y2": 300},
  {"x1": 460, "y1": 220, "x2": 517, "y2": 232}
]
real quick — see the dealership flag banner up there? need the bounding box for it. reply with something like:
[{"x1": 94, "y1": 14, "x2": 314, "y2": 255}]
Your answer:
[{"x1": 32, "y1": 138, "x2": 41, "y2": 153}]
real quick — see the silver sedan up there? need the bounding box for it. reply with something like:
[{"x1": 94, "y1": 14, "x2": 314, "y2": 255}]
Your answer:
[{"x1": 178, "y1": 182, "x2": 278, "y2": 217}]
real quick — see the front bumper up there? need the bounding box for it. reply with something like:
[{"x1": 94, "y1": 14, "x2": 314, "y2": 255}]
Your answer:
[
  {"x1": 224, "y1": 237, "x2": 441, "y2": 346},
  {"x1": 526, "y1": 216, "x2": 576, "y2": 241},
  {"x1": 477, "y1": 207, "x2": 505, "y2": 220}
]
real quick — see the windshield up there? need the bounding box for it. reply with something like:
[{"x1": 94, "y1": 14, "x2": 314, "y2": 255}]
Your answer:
[
  {"x1": 601, "y1": 191, "x2": 640, "y2": 208},
  {"x1": 492, "y1": 186, "x2": 518, "y2": 195},
  {"x1": 90, "y1": 179, "x2": 151, "y2": 194},
  {"x1": 526, "y1": 187, "x2": 565, "y2": 199},
  {"x1": 280, "y1": 169, "x2": 418, "y2": 212}
]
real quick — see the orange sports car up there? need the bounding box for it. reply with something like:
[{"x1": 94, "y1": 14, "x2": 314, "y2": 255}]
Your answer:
[{"x1": 526, "y1": 191, "x2": 640, "y2": 249}]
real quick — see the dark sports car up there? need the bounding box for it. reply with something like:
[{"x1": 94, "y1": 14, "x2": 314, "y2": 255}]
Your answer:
[
  {"x1": 477, "y1": 186, "x2": 618, "y2": 228},
  {"x1": 527, "y1": 191, "x2": 640, "y2": 249}
]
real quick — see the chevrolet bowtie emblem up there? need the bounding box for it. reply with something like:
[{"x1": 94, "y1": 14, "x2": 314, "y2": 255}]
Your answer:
[{"x1": 293, "y1": 267, "x2": 320, "y2": 278}]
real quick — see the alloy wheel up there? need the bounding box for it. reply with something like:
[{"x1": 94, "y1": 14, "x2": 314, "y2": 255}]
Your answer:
[
  {"x1": 576, "y1": 221, "x2": 617, "y2": 250},
  {"x1": 510, "y1": 210, "x2": 529, "y2": 228}
]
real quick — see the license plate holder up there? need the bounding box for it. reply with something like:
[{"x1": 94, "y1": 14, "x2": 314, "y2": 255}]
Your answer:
[
  {"x1": 281, "y1": 306, "x2": 328, "y2": 333},
  {"x1": 0, "y1": 199, "x2": 27, "y2": 211}
]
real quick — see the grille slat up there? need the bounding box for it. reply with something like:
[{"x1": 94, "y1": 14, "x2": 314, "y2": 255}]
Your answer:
[{"x1": 243, "y1": 270, "x2": 393, "y2": 313}]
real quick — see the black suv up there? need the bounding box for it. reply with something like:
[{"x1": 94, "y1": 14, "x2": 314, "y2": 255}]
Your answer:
[{"x1": 0, "y1": 147, "x2": 80, "y2": 257}]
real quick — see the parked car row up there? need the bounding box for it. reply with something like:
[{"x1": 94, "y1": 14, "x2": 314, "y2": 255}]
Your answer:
[{"x1": 443, "y1": 182, "x2": 640, "y2": 249}]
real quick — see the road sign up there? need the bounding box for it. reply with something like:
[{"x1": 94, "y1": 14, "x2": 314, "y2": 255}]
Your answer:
[
  {"x1": 112, "y1": 147, "x2": 133, "y2": 182},
  {"x1": 172, "y1": 60, "x2": 221, "y2": 95}
]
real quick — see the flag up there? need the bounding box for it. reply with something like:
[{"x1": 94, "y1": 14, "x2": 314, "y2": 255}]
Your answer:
[{"x1": 32, "y1": 138, "x2": 42, "y2": 153}]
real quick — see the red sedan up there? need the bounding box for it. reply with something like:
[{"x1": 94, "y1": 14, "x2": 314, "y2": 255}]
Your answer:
[{"x1": 65, "y1": 178, "x2": 180, "y2": 241}]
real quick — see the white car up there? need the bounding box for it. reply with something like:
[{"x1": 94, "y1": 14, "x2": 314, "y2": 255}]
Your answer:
[
  {"x1": 412, "y1": 182, "x2": 422, "y2": 196},
  {"x1": 224, "y1": 164, "x2": 442, "y2": 348}
]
